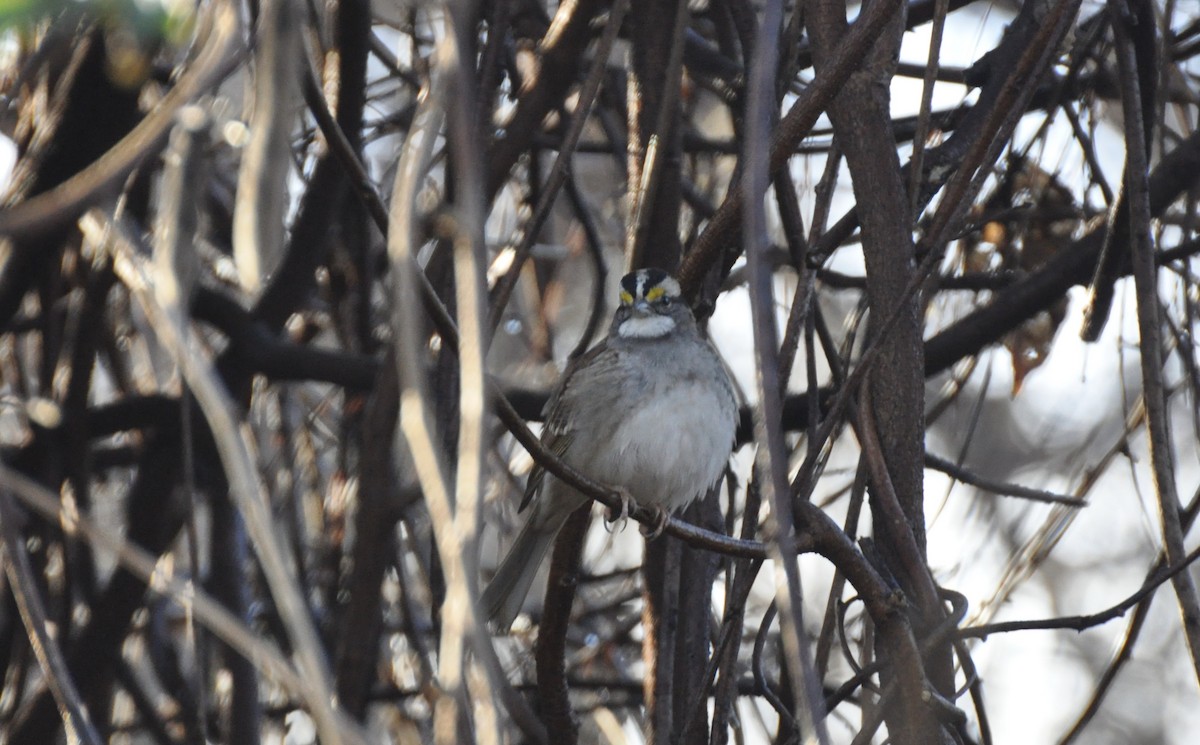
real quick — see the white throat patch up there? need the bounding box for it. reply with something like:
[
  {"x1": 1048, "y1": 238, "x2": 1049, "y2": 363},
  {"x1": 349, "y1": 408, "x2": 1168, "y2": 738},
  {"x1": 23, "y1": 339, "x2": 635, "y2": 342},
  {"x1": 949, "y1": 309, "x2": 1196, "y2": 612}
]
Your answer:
[{"x1": 619, "y1": 314, "x2": 676, "y2": 338}]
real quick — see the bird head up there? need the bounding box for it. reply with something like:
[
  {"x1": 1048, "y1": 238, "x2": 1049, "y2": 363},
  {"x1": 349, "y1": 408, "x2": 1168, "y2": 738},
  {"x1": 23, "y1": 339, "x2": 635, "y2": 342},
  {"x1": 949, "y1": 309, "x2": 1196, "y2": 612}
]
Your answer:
[{"x1": 613, "y1": 268, "x2": 691, "y2": 339}]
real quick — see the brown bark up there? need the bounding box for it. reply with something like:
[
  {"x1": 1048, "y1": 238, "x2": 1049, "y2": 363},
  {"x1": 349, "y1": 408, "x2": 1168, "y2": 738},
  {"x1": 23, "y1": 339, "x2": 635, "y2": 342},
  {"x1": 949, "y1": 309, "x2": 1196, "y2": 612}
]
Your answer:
[{"x1": 808, "y1": 0, "x2": 947, "y2": 741}]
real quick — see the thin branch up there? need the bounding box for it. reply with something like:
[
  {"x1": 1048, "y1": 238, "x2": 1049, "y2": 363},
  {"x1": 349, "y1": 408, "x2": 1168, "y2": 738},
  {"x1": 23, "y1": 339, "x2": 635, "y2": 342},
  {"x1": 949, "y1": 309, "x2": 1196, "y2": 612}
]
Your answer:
[
  {"x1": 485, "y1": 0, "x2": 608, "y2": 200},
  {"x1": 0, "y1": 0, "x2": 242, "y2": 239},
  {"x1": 1109, "y1": 0, "x2": 1200, "y2": 683},
  {"x1": 83, "y1": 210, "x2": 364, "y2": 745},
  {"x1": 924, "y1": 453, "x2": 1087, "y2": 506},
  {"x1": 678, "y1": 0, "x2": 905, "y2": 305},
  {"x1": 1059, "y1": 485, "x2": 1200, "y2": 743},
  {"x1": 0, "y1": 465, "x2": 365, "y2": 740},
  {"x1": 960, "y1": 541, "x2": 1200, "y2": 640},
  {"x1": 742, "y1": 0, "x2": 828, "y2": 738},
  {"x1": 487, "y1": 0, "x2": 629, "y2": 331},
  {"x1": 0, "y1": 488, "x2": 104, "y2": 745},
  {"x1": 231, "y1": 0, "x2": 300, "y2": 294}
]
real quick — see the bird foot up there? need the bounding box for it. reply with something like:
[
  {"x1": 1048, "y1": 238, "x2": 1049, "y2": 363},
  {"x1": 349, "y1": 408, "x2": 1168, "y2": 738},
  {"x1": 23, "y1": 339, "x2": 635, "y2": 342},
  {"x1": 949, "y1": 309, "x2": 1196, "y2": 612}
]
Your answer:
[
  {"x1": 604, "y1": 487, "x2": 636, "y2": 532},
  {"x1": 639, "y1": 505, "x2": 670, "y2": 539}
]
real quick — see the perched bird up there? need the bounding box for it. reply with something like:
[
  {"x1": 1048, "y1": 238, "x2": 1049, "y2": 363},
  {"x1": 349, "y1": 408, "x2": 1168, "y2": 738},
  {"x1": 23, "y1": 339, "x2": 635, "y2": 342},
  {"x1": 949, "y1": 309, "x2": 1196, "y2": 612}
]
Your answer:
[{"x1": 482, "y1": 268, "x2": 738, "y2": 630}]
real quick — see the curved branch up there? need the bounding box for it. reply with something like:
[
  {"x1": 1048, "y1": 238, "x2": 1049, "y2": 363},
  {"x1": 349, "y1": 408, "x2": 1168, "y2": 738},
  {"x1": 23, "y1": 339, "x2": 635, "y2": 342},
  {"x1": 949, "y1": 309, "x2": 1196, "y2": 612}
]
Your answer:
[{"x1": 0, "y1": 0, "x2": 243, "y2": 239}]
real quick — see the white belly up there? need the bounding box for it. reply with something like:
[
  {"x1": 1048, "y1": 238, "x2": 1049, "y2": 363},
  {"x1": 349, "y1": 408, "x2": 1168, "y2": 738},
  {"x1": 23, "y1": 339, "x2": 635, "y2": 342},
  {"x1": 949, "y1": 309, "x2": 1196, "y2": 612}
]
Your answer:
[{"x1": 585, "y1": 380, "x2": 735, "y2": 511}]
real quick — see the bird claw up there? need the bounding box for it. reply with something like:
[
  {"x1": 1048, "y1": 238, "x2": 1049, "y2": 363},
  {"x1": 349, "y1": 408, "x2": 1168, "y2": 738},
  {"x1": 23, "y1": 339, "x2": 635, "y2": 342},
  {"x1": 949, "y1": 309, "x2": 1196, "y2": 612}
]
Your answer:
[
  {"x1": 605, "y1": 487, "x2": 635, "y2": 532},
  {"x1": 639, "y1": 506, "x2": 670, "y2": 539}
]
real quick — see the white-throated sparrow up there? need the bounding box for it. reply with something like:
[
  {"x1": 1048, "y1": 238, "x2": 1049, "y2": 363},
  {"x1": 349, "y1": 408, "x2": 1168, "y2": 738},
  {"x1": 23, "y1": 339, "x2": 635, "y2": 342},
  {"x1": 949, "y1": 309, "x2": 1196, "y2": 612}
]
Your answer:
[{"x1": 482, "y1": 268, "x2": 737, "y2": 629}]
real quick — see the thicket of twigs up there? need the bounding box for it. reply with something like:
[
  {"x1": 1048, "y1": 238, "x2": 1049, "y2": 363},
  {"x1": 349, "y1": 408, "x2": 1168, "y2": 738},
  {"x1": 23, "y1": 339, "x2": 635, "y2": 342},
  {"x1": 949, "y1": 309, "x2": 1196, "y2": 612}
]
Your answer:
[{"x1": 0, "y1": 0, "x2": 1199, "y2": 742}]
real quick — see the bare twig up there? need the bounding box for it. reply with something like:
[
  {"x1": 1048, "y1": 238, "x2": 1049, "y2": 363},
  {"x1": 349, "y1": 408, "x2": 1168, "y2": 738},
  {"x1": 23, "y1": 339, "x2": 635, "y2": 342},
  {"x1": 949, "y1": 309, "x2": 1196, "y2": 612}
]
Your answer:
[
  {"x1": 0, "y1": 465, "x2": 366, "y2": 742},
  {"x1": 743, "y1": 0, "x2": 828, "y2": 738},
  {"x1": 0, "y1": 0, "x2": 242, "y2": 238},
  {"x1": 677, "y1": 0, "x2": 905, "y2": 302},
  {"x1": 84, "y1": 210, "x2": 364, "y2": 745},
  {"x1": 488, "y1": 0, "x2": 629, "y2": 330},
  {"x1": 960, "y1": 540, "x2": 1200, "y2": 640},
  {"x1": 0, "y1": 487, "x2": 103, "y2": 745},
  {"x1": 1109, "y1": 0, "x2": 1200, "y2": 684},
  {"x1": 923, "y1": 453, "x2": 1087, "y2": 506},
  {"x1": 232, "y1": 0, "x2": 301, "y2": 294}
]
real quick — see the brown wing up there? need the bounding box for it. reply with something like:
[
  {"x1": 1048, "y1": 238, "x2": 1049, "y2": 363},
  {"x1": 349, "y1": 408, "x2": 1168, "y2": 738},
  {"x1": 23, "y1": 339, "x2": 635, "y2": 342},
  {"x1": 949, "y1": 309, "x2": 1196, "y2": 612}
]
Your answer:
[{"x1": 519, "y1": 340, "x2": 611, "y2": 511}]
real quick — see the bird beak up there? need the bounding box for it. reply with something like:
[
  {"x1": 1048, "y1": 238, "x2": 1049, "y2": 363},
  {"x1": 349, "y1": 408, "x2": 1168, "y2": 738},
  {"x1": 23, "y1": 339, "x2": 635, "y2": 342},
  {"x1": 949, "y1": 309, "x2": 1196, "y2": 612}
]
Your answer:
[{"x1": 633, "y1": 299, "x2": 653, "y2": 315}]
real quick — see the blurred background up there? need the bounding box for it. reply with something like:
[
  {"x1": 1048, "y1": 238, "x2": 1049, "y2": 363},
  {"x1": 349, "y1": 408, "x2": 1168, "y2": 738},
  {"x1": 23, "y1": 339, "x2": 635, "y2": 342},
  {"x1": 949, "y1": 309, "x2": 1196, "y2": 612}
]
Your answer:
[{"x1": 0, "y1": 0, "x2": 1198, "y2": 743}]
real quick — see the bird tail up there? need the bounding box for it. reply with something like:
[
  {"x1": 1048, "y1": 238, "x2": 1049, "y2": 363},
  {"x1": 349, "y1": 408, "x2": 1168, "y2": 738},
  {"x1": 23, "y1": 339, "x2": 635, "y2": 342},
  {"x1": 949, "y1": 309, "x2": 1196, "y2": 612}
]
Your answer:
[{"x1": 481, "y1": 513, "x2": 562, "y2": 631}]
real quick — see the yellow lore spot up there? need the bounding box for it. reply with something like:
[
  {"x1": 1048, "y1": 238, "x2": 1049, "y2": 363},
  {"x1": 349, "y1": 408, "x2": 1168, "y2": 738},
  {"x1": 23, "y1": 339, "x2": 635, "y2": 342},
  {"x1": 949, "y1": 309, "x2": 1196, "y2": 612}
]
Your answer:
[{"x1": 645, "y1": 286, "x2": 665, "y2": 302}]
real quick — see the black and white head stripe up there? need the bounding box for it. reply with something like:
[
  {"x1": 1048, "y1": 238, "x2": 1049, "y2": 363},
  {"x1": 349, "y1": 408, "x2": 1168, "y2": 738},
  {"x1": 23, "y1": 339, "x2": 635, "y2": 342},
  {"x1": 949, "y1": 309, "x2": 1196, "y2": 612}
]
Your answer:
[
  {"x1": 619, "y1": 268, "x2": 681, "y2": 306},
  {"x1": 615, "y1": 269, "x2": 685, "y2": 338}
]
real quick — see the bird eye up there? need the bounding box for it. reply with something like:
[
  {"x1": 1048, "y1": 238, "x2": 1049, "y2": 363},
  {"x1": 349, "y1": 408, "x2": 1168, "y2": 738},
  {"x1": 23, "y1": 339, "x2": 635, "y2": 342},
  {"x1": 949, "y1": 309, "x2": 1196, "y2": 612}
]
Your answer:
[{"x1": 659, "y1": 295, "x2": 672, "y2": 307}]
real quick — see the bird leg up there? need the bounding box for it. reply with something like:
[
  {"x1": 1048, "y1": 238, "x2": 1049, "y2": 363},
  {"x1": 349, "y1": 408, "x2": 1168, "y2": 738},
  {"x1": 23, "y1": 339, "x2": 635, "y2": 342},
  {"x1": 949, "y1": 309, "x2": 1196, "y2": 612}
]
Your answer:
[
  {"x1": 604, "y1": 487, "x2": 636, "y2": 532},
  {"x1": 639, "y1": 505, "x2": 670, "y2": 539}
]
